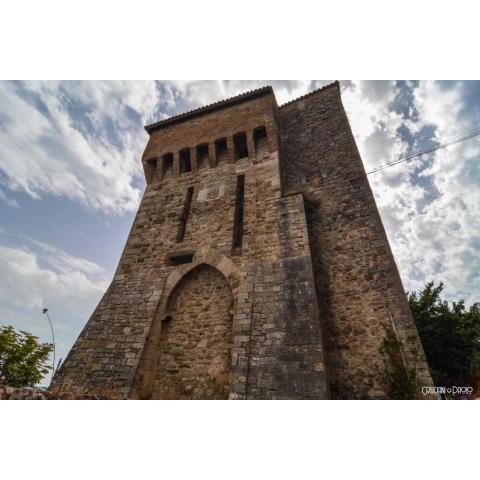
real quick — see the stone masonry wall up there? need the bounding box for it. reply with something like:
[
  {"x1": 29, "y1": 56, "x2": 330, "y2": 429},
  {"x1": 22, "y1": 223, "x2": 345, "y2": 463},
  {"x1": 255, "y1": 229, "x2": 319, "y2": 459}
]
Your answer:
[
  {"x1": 144, "y1": 264, "x2": 234, "y2": 400},
  {"x1": 52, "y1": 90, "x2": 328, "y2": 399},
  {"x1": 0, "y1": 385, "x2": 50, "y2": 400},
  {"x1": 278, "y1": 82, "x2": 433, "y2": 398},
  {"x1": 53, "y1": 83, "x2": 433, "y2": 399},
  {"x1": 246, "y1": 193, "x2": 328, "y2": 399},
  {"x1": 0, "y1": 385, "x2": 109, "y2": 400}
]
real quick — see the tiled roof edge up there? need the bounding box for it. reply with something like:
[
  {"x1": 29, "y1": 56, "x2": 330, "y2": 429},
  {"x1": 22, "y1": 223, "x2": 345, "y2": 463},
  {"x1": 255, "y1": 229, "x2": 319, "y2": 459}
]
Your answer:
[
  {"x1": 145, "y1": 85, "x2": 274, "y2": 133},
  {"x1": 279, "y1": 81, "x2": 339, "y2": 108}
]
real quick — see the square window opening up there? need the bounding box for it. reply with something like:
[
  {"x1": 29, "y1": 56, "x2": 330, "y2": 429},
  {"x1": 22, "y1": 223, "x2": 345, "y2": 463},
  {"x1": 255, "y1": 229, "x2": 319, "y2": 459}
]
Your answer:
[
  {"x1": 233, "y1": 132, "x2": 248, "y2": 160},
  {"x1": 146, "y1": 158, "x2": 158, "y2": 182},
  {"x1": 179, "y1": 148, "x2": 192, "y2": 174},
  {"x1": 162, "y1": 153, "x2": 174, "y2": 178},
  {"x1": 253, "y1": 126, "x2": 268, "y2": 152},
  {"x1": 215, "y1": 138, "x2": 227, "y2": 164},
  {"x1": 196, "y1": 144, "x2": 209, "y2": 169}
]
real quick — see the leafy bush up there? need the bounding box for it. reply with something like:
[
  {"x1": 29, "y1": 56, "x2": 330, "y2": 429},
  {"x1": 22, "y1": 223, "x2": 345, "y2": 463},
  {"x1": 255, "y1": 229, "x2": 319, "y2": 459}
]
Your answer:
[
  {"x1": 409, "y1": 282, "x2": 480, "y2": 389},
  {"x1": 0, "y1": 325, "x2": 53, "y2": 387}
]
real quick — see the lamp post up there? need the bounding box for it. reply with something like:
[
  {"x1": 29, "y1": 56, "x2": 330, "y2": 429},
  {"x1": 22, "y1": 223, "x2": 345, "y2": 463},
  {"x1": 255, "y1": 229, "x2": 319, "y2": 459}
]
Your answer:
[{"x1": 42, "y1": 307, "x2": 56, "y2": 384}]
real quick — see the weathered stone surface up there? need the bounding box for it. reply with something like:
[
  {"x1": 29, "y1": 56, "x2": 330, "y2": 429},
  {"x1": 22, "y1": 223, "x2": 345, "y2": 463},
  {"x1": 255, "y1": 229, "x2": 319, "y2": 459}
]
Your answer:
[
  {"x1": 52, "y1": 83, "x2": 434, "y2": 399},
  {"x1": 0, "y1": 385, "x2": 50, "y2": 400},
  {"x1": 279, "y1": 84, "x2": 434, "y2": 398},
  {"x1": 134, "y1": 264, "x2": 234, "y2": 399}
]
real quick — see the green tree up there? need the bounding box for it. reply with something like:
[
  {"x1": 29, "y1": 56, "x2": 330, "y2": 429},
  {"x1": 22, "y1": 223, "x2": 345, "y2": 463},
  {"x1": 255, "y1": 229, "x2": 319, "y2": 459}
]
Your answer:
[
  {"x1": 408, "y1": 282, "x2": 480, "y2": 388},
  {"x1": 0, "y1": 325, "x2": 53, "y2": 387}
]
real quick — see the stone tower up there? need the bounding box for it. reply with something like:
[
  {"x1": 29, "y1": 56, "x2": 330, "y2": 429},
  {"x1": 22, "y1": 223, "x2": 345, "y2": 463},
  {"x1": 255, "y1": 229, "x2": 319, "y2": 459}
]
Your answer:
[{"x1": 52, "y1": 82, "x2": 434, "y2": 399}]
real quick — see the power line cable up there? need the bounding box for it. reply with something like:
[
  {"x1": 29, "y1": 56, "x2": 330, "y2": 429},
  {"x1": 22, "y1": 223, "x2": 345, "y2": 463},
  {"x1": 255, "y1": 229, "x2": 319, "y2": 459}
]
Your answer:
[{"x1": 367, "y1": 126, "x2": 480, "y2": 175}]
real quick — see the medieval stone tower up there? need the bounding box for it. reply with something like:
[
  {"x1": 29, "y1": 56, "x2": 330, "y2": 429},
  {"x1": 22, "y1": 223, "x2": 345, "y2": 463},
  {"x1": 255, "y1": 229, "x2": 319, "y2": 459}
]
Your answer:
[{"x1": 52, "y1": 82, "x2": 434, "y2": 399}]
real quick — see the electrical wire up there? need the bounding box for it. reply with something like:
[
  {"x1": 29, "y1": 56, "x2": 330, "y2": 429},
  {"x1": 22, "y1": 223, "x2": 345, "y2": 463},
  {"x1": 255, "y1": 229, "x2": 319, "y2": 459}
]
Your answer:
[{"x1": 367, "y1": 126, "x2": 480, "y2": 175}]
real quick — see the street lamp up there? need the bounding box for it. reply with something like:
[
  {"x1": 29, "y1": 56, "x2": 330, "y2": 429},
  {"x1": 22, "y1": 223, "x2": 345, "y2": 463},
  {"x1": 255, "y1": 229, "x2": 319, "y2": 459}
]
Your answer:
[{"x1": 42, "y1": 307, "x2": 56, "y2": 384}]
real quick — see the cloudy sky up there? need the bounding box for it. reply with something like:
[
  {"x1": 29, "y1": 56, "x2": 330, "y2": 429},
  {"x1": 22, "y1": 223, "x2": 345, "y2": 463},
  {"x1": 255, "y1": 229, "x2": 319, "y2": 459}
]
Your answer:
[{"x1": 0, "y1": 80, "x2": 479, "y2": 385}]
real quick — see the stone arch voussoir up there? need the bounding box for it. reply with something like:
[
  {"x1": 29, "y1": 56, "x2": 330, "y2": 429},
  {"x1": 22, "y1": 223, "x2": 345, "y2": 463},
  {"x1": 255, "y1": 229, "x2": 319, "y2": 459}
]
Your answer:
[
  {"x1": 133, "y1": 247, "x2": 242, "y2": 399},
  {"x1": 160, "y1": 247, "x2": 242, "y2": 313}
]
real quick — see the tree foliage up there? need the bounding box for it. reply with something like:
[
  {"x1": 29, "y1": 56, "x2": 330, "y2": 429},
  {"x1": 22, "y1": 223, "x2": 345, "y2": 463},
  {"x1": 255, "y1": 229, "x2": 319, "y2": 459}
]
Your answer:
[
  {"x1": 409, "y1": 282, "x2": 480, "y2": 388},
  {"x1": 0, "y1": 325, "x2": 53, "y2": 387}
]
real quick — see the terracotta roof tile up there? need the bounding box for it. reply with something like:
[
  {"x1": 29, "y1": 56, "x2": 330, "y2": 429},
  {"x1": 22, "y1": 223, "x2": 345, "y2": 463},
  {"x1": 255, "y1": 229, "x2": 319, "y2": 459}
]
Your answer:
[
  {"x1": 279, "y1": 81, "x2": 339, "y2": 108},
  {"x1": 145, "y1": 85, "x2": 274, "y2": 133},
  {"x1": 144, "y1": 81, "x2": 339, "y2": 134}
]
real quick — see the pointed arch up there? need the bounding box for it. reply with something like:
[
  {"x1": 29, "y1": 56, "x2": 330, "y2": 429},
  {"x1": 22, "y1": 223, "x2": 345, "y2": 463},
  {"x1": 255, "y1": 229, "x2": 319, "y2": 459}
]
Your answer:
[
  {"x1": 161, "y1": 247, "x2": 242, "y2": 311},
  {"x1": 132, "y1": 247, "x2": 243, "y2": 399}
]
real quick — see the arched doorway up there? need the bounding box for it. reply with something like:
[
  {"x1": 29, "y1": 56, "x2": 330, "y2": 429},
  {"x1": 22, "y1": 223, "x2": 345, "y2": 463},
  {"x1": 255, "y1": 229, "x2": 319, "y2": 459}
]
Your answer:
[{"x1": 149, "y1": 264, "x2": 234, "y2": 399}]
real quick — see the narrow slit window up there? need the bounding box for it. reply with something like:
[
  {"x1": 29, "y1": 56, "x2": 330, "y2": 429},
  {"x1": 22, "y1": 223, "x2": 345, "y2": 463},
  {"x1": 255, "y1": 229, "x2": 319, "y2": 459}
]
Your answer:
[
  {"x1": 215, "y1": 138, "x2": 227, "y2": 164},
  {"x1": 233, "y1": 132, "x2": 248, "y2": 160},
  {"x1": 196, "y1": 144, "x2": 209, "y2": 170},
  {"x1": 146, "y1": 158, "x2": 158, "y2": 182},
  {"x1": 179, "y1": 148, "x2": 192, "y2": 174},
  {"x1": 177, "y1": 186, "x2": 194, "y2": 243},
  {"x1": 253, "y1": 126, "x2": 268, "y2": 152},
  {"x1": 162, "y1": 153, "x2": 173, "y2": 178},
  {"x1": 167, "y1": 251, "x2": 194, "y2": 265},
  {"x1": 232, "y1": 175, "x2": 245, "y2": 252}
]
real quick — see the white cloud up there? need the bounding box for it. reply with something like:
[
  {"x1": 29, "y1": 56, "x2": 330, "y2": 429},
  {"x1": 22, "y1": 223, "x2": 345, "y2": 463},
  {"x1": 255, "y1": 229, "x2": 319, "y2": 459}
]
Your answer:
[
  {"x1": 28, "y1": 238, "x2": 105, "y2": 276},
  {"x1": 163, "y1": 80, "x2": 314, "y2": 111},
  {"x1": 0, "y1": 81, "x2": 161, "y2": 215},
  {"x1": 343, "y1": 80, "x2": 480, "y2": 306},
  {"x1": 0, "y1": 240, "x2": 108, "y2": 311}
]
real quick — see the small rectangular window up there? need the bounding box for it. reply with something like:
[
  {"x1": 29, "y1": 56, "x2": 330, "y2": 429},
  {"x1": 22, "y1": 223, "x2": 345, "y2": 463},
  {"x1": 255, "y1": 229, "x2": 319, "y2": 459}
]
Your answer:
[
  {"x1": 179, "y1": 148, "x2": 191, "y2": 174},
  {"x1": 177, "y1": 186, "x2": 194, "y2": 243},
  {"x1": 215, "y1": 138, "x2": 227, "y2": 164},
  {"x1": 168, "y1": 251, "x2": 194, "y2": 265},
  {"x1": 233, "y1": 132, "x2": 248, "y2": 160},
  {"x1": 196, "y1": 144, "x2": 209, "y2": 170},
  {"x1": 146, "y1": 158, "x2": 158, "y2": 182},
  {"x1": 162, "y1": 153, "x2": 173, "y2": 178},
  {"x1": 253, "y1": 126, "x2": 268, "y2": 152},
  {"x1": 232, "y1": 175, "x2": 245, "y2": 252}
]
